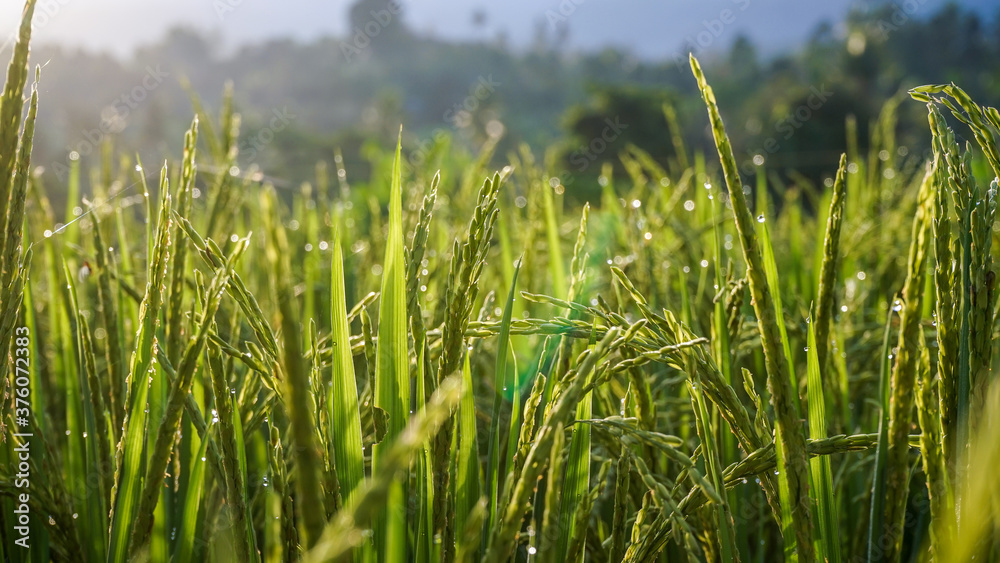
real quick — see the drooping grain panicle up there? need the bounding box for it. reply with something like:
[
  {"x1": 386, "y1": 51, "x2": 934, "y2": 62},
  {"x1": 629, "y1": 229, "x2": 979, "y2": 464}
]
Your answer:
[
  {"x1": 814, "y1": 153, "x2": 848, "y2": 378},
  {"x1": 882, "y1": 164, "x2": 934, "y2": 562},
  {"x1": 129, "y1": 234, "x2": 246, "y2": 558},
  {"x1": 689, "y1": 54, "x2": 813, "y2": 562}
]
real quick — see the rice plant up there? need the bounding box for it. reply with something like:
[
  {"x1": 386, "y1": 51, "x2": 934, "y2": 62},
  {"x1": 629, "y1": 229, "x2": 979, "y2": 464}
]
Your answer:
[{"x1": 3, "y1": 2, "x2": 1000, "y2": 562}]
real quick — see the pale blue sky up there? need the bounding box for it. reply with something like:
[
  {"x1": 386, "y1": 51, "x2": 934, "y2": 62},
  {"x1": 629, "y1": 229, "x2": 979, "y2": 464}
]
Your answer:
[{"x1": 1, "y1": 0, "x2": 996, "y2": 60}]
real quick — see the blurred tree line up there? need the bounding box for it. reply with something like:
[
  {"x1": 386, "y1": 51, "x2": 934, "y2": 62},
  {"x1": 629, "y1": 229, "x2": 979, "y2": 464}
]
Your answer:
[{"x1": 8, "y1": 1, "x2": 1000, "y2": 205}]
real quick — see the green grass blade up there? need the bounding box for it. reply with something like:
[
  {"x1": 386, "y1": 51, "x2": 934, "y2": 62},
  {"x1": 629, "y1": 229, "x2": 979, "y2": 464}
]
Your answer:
[
  {"x1": 866, "y1": 304, "x2": 896, "y2": 563},
  {"x1": 486, "y1": 259, "x2": 521, "y2": 534},
  {"x1": 372, "y1": 130, "x2": 410, "y2": 562},
  {"x1": 330, "y1": 209, "x2": 365, "y2": 501},
  {"x1": 806, "y1": 321, "x2": 840, "y2": 563},
  {"x1": 174, "y1": 429, "x2": 212, "y2": 563},
  {"x1": 454, "y1": 349, "x2": 481, "y2": 556},
  {"x1": 557, "y1": 380, "x2": 592, "y2": 562}
]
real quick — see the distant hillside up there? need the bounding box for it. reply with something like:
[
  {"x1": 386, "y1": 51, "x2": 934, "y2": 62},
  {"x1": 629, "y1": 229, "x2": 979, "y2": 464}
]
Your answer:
[{"x1": 6, "y1": 2, "x2": 999, "y2": 199}]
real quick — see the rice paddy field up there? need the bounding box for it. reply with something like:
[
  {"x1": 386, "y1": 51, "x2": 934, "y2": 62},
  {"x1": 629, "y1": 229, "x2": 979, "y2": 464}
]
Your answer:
[{"x1": 3, "y1": 1, "x2": 1000, "y2": 562}]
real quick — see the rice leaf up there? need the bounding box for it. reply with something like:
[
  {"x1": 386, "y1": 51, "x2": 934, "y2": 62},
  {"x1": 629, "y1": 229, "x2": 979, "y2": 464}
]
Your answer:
[{"x1": 372, "y1": 130, "x2": 411, "y2": 562}]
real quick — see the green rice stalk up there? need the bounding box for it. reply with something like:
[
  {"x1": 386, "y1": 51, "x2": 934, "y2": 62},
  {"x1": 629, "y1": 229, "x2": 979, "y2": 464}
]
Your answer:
[
  {"x1": 882, "y1": 164, "x2": 933, "y2": 561},
  {"x1": 690, "y1": 54, "x2": 812, "y2": 561},
  {"x1": 536, "y1": 420, "x2": 566, "y2": 562},
  {"x1": 261, "y1": 185, "x2": 328, "y2": 549},
  {"x1": 269, "y1": 424, "x2": 299, "y2": 559},
  {"x1": 914, "y1": 330, "x2": 955, "y2": 557},
  {"x1": 62, "y1": 268, "x2": 106, "y2": 562},
  {"x1": 228, "y1": 362, "x2": 258, "y2": 561},
  {"x1": 943, "y1": 379, "x2": 1000, "y2": 561},
  {"x1": 302, "y1": 375, "x2": 464, "y2": 563},
  {"x1": 503, "y1": 364, "x2": 547, "y2": 504},
  {"x1": 565, "y1": 461, "x2": 610, "y2": 562},
  {"x1": 866, "y1": 301, "x2": 897, "y2": 563},
  {"x1": 483, "y1": 326, "x2": 622, "y2": 563},
  {"x1": 78, "y1": 314, "x2": 114, "y2": 509},
  {"x1": 107, "y1": 165, "x2": 172, "y2": 563},
  {"x1": 174, "y1": 428, "x2": 212, "y2": 563},
  {"x1": 556, "y1": 365, "x2": 593, "y2": 562},
  {"x1": 205, "y1": 82, "x2": 241, "y2": 239},
  {"x1": 453, "y1": 349, "x2": 481, "y2": 558},
  {"x1": 688, "y1": 374, "x2": 738, "y2": 562},
  {"x1": 91, "y1": 208, "x2": 126, "y2": 433},
  {"x1": 608, "y1": 442, "x2": 630, "y2": 562},
  {"x1": 415, "y1": 336, "x2": 436, "y2": 563},
  {"x1": 542, "y1": 177, "x2": 567, "y2": 300},
  {"x1": 455, "y1": 499, "x2": 488, "y2": 563},
  {"x1": 662, "y1": 101, "x2": 690, "y2": 172},
  {"x1": 129, "y1": 236, "x2": 245, "y2": 556}
]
